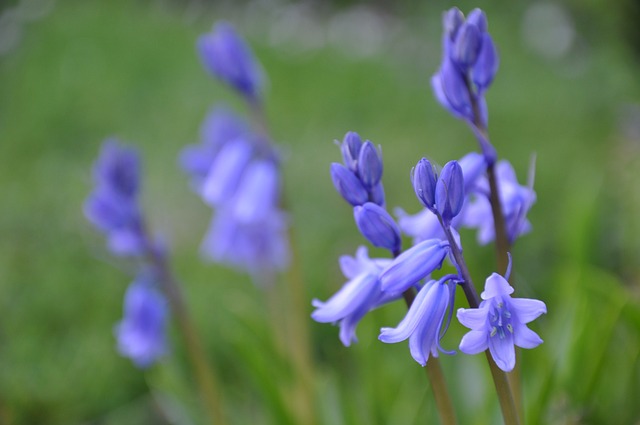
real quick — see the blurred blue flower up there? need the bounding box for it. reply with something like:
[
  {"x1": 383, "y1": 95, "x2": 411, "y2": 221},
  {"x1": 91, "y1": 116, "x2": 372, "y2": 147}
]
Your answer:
[
  {"x1": 461, "y1": 160, "x2": 536, "y2": 245},
  {"x1": 379, "y1": 276, "x2": 456, "y2": 366},
  {"x1": 457, "y1": 272, "x2": 546, "y2": 372},
  {"x1": 115, "y1": 278, "x2": 168, "y2": 368},
  {"x1": 200, "y1": 161, "x2": 290, "y2": 281},
  {"x1": 84, "y1": 139, "x2": 145, "y2": 256},
  {"x1": 312, "y1": 246, "x2": 398, "y2": 346},
  {"x1": 198, "y1": 22, "x2": 263, "y2": 102},
  {"x1": 180, "y1": 106, "x2": 249, "y2": 193}
]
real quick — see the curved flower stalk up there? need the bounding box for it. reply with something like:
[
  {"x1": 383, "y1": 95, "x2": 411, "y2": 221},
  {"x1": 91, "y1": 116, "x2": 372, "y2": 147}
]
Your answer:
[
  {"x1": 183, "y1": 23, "x2": 290, "y2": 285},
  {"x1": 458, "y1": 271, "x2": 546, "y2": 372},
  {"x1": 84, "y1": 139, "x2": 227, "y2": 424}
]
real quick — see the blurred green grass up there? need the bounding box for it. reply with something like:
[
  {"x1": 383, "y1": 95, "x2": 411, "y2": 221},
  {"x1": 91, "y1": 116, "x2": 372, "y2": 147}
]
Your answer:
[{"x1": 1, "y1": 0, "x2": 640, "y2": 424}]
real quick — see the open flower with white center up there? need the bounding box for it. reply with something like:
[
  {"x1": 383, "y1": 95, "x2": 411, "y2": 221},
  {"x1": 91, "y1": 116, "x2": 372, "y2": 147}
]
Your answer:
[{"x1": 457, "y1": 272, "x2": 546, "y2": 372}]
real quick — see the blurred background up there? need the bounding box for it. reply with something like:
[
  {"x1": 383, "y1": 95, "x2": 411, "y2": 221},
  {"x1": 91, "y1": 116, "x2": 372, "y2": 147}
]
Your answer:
[{"x1": 1, "y1": 0, "x2": 640, "y2": 424}]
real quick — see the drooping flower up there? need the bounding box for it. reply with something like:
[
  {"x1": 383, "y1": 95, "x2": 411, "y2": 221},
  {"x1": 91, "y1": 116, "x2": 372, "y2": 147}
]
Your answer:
[
  {"x1": 379, "y1": 276, "x2": 457, "y2": 366},
  {"x1": 115, "y1": 278, "x2": 168, "y2": 368},
  {"x1": 353, "y1": 202, "x2": 402, "y2": 254},
  {"x1": 84, "y1": 139, "x2": 145, "y2": 256},
  {"x1": 457, "y1": 272, "x2": 546, "y2": 372},
  {"x1": 380, "y1": 239, "x2": 450, "y2": 293},
  {"x1": 461, "y1": 160, "x2": 536, "y2": 245},
  {"x1": 179, "y1": 106, "x2": 249, "y2": 193},
  {"x1": 312, "y1": 246, "x2": 399, "y2": 346},
  {"x1": 197, "y1": 22, "x2": 263, "y2": 102}
]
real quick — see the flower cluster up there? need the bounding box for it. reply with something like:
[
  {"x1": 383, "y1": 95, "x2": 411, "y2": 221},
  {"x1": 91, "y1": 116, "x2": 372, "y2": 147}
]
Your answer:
[
  {"x1": 84, "y1": 140, "x2": 168, "y2": 368},
  {"x1": 182, "y1": 22, "x2": 289, "y2": 282},
  {"x1": 313, "y1": 7, "x2": 545, "y2": 373}
]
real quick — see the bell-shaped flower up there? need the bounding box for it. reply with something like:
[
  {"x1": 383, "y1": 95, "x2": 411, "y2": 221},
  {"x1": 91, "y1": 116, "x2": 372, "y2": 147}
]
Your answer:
[
  {"x1": 200, "y1": 138, "x2": 253, "y2": 207},
  {"x1": 312, "y1": 246, "x2": 397, "y2": 346},
  {"x1": 230, "y1": 159, "x2": 280, "y2": 223},
  {"x1": 115, "y1": 279, "x2": 168, "y2": 368},
  {"x1": 180, "y1": 106, "x2": 248, "y2": 192},
  {"x1": 330, "y1": 162, "x2": 369, "y2": 207},
  {"x1": 379, "y1": 276, "x2": 456, "y2": 366},
  {"x1": 380, "y1": 239, "x2": 449, "y2": 293},
  {"x1": 457, "y1": 272, "x2": 546, "y2": 372},
  {"x1": 197, "y1": 22, "x2": 263, "y2": 102},
  {"x1": 354, "y1": 202, "x2": 401, "y2": 254},
  {"x1": 461, "y1": 160, "x2": 536, "y2": 245}
]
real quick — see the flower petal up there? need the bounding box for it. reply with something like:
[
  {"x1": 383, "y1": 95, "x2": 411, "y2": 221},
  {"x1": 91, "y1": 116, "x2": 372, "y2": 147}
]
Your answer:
[
  {"x1": 481, "y1": 273, "x2": 513, "y2": 299},
  {"x1": 459, "y1": 330, "x2": 488, "y2": 354},
  {"x1": 488, "y1": 332, "x2": 515, "y2": 372},
  {"x1": 513, "y1": 323, "x2": 543, "y2": 349},
  {"x1": 311, "y1": 273, "x2": 378, "y2": 323},
  {"x1": 509, "y1": 298, "x2": 547, "y2": 324},
  {"x1": 457, "y1": 304, "x2": 489, "y2": 329}
]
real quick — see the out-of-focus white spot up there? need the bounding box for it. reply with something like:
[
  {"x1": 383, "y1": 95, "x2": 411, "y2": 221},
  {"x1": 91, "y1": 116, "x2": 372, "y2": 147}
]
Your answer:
[
  {"x1": 328, "y1": 6, "x2": 388, "y2": 59},
  {"x1": 522, "y1": 2, "x2": 575, "y2": 60},
  {"x1": 269, "y1": 3, "x2": 325, "y2": 56}
]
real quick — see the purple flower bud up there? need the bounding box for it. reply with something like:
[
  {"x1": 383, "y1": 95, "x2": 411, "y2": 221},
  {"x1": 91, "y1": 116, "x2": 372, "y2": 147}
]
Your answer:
[
  {"x1": 435, "y1": 58, "x2": 473, "y2": 122},
  {"x1": 452, "y1": 23, "x2": 482, "y2": 70},
  {"x1": 368, "y1": 182, "x2": 386, "y2": 207},
  {"x1": 354, "y1": 202, "x2": 401, "y2": 254},
  {"x1": 380, "y1": 239, "x2": 449, "y2": 293},
  {"x1": 466, "y1": 8, "x2": 488, "y2": 33},
  {"x1": 412, "y1": 158, "x2": 438, "y2": 211},
  {"x1": 115, "y1": 279, "x2": 168, "y2": 368},
  {"x1": 330, "y1": 163, "x2": 368, "y2": 206},
  {"x1": 443, "y1": 8, "x2": 465, "y2": 41},
  {"x1": 357, "y1": 141, "x2": 383, "y2": 189},
  {"x1": 340, "y1": 131, "x2": 363, "y2": 172},
  {"x1": 436, "y1": 160, "x2": 464, "y2": 223},
  {"x1": 197, "y1": 22, "x2": 262, "y2": 102},
  {"x1": 472, "y1": 33, "x2": 499, "y2": 92},
  {"x1": 93, "y1": 139, "x2": 140, "y2": 199}
]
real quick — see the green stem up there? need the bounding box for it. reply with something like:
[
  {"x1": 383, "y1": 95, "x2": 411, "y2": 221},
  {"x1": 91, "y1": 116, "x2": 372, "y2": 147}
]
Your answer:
[
  {"x1": 439, "y1": 220, "x2": 519, "y2": 425},
  {"x1": 403, "y1": 287, "x2": 457, "y2": 425},
  {"x1": 145, "y1": 240, "x2": 227, "y2": 425}
]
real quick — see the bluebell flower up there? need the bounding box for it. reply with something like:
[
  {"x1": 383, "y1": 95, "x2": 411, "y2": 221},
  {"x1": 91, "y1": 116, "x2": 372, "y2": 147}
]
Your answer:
[
  {"x1": 312, "y1": 246, "x2": 398, "y2": 346},
  {"x1": 354, "y1": 202, "x2": 401, "y2": 254},
  {"x1": 379, "y1": 276, "x2": 456, "y2": 366},
  {"x1": 432, "y1": 8, "x2": 498, "y2": 161},
  {"x1": 230, "y1": 159, "x2": 279, "y2": 223},
  {"x1": 200, "y1": 138, "x2": 254, "y2": 207},
  {"x1": 356, "y1": 141, "x2": 383, "y2": 189},
  {"x1": 198, "y1": 22, "x2": 263, "y2": 102},
  {"x1": 380, "y1": 239, "x2": 450, "y2": 293},
  {"x1": 115, "y1": 278, "x2": 168, "y2": 368},
  {"x1": 461, "y1": 160, "x2": 536, "y2": 245},
  {"x1": 180, "y1": 106, "x2": 248, "y2": 193},
  {"x1": 84, "y1": 139, "x2": 145, "y2": 256},
  {"x1": 457, "y1": 272, "x2": 546, "y2": 372},
  {"x1": 340, "y1": 131, "x2": 363, "y2": 172},
  {"x1": 399, "y1": 152, "x2": 486, "y2": 244}
]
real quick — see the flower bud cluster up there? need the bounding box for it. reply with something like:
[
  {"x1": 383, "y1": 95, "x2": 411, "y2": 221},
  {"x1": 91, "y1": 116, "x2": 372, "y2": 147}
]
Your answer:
[{"x1": 84, "y1": 140, "x2": 168, "y2": 368}]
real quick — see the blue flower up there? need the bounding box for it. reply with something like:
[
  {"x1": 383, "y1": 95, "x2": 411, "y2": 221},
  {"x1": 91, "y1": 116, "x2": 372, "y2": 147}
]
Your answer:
[
  {"x1": 461, "y1": 160, "x2": 536, "y2": 245},
  {"x1": 197, "y1": 22, "x2": 263, "y2": 102},
  {"x1": 380, "y1": 239, "x2": 450, "y2": 293},
  {"x1": 353, "y1": 202, "x2": 401, "y2": 254},
  {"x1": 84, "y1": 139, "x2": 145, "y2": 256},
  {"x1": 379, "y1": 276, "x2": 456, "y2": 366},
  {"x1": 179, "y1": 106, "x2": 248, "y2": 193},
  {"x1": 457, "y1": 272, "x2": 546, "y2": 372},
  {"x1": 312, "y1": 246, "x2": 398, "y2": 346},
  {"x1": 115, "y1": 279, "x2": 168, "y2": 368}
]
